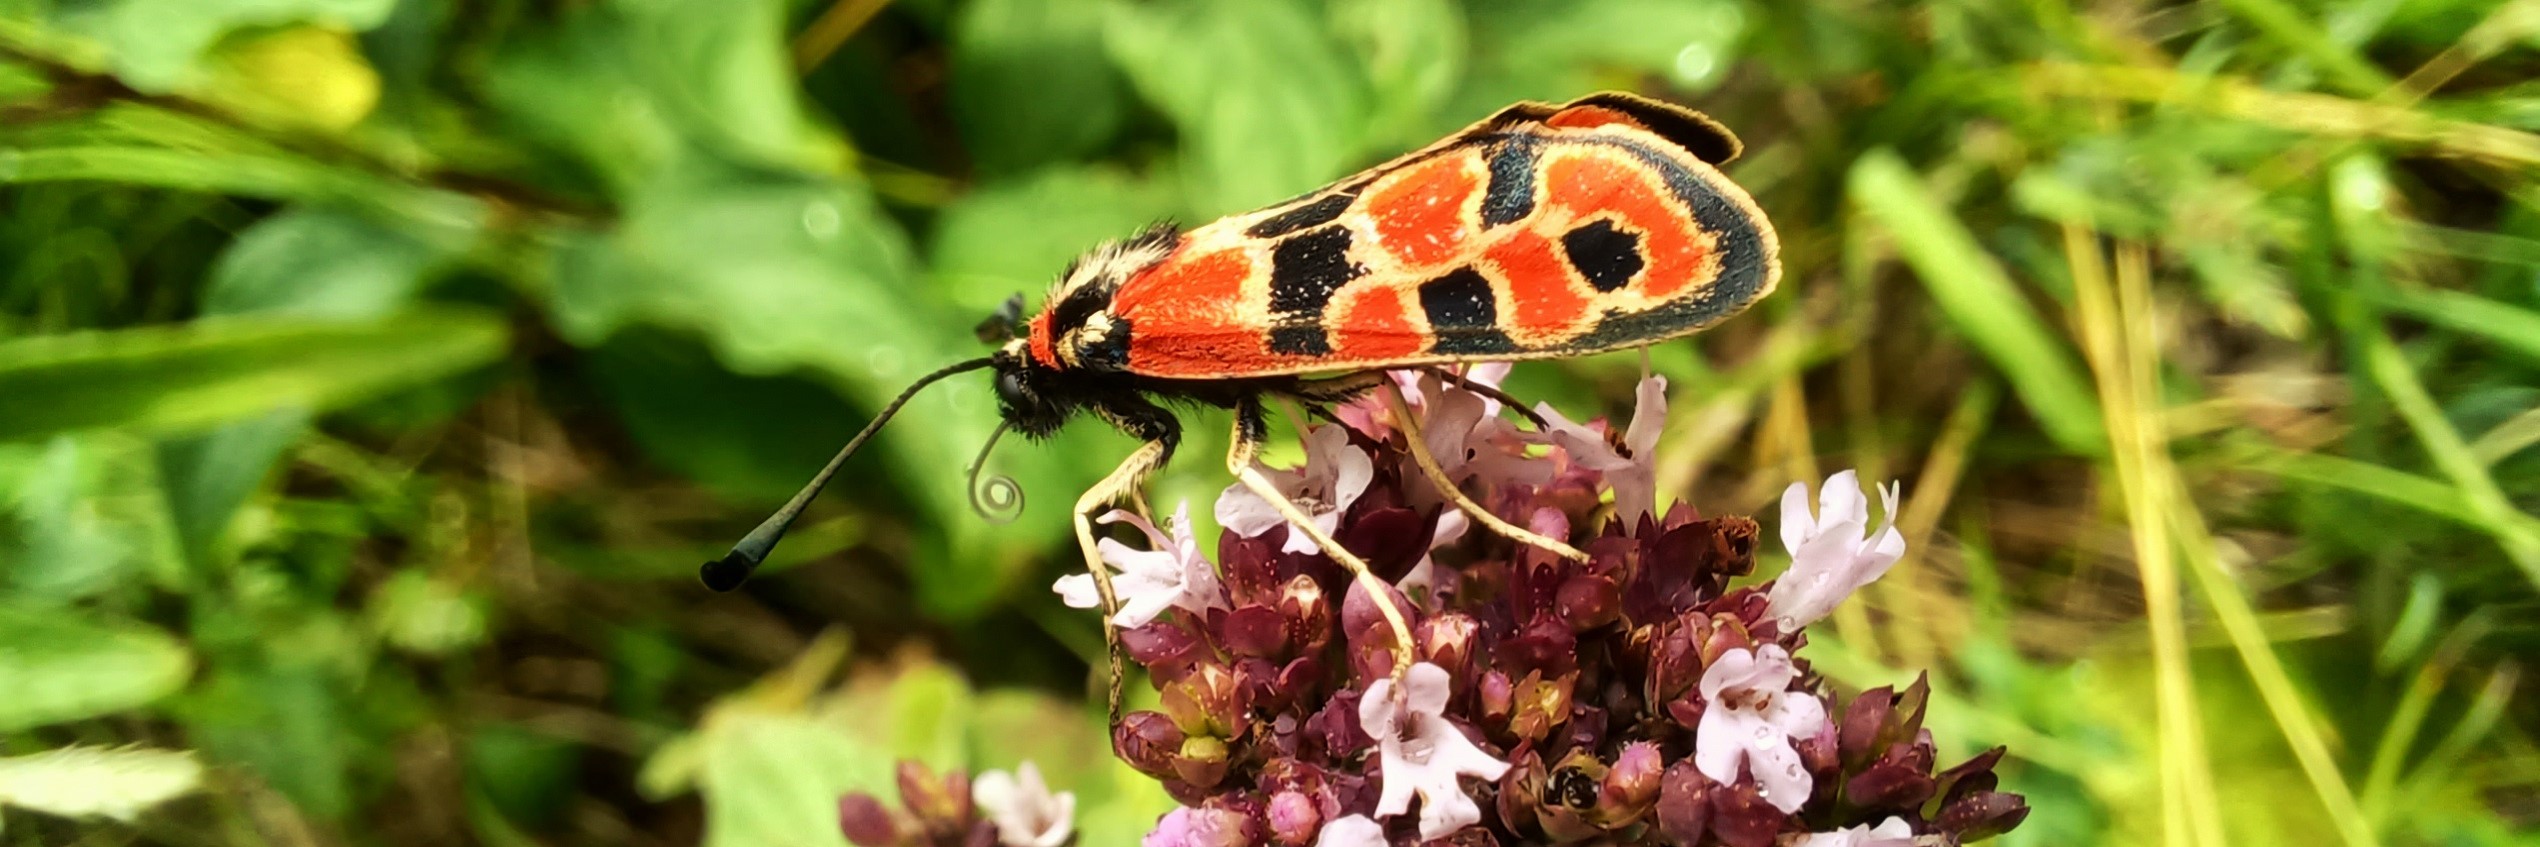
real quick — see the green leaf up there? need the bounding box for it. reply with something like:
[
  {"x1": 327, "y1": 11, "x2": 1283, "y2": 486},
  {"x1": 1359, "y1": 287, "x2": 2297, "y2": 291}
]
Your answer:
[
  {"x1": 1330, "y1": 0, "x2": 1468, "y2": 151},
  {"x1": 928, "y1": 166, "x2": 1180, "y2": 313},
  {"x1": 1848, "y1": 150, "x2": 2105, "y2": 454},
  {"x1": 546, "y1": 172, "x2": 1085, "y2": 616},
  {"x1": 950, "y1": 0, "x2": 1127, "y2": 174},
  {"x1": 0, "y1": 435, "x2": 183, "y2": 602},
  {"x1": 180, "y1": 664, "x2": 357, "y2": 820},
  {"x1": 699, "y1": 714, "x2": 880, "y2": 847},
  {"x1": 53, "y1": 0, "x2": 396, "y2": 91},
  {"x1": 483, "y1": 0, "x2": 829, "y2": 193},
  {"x1": 0, "y1": 746, "x2": 202, "y2": 824},
  {"x1": 0, "y1": 308, "x2": 507, "y2": 443},
  {"x1": 160, "y1": 207, "x2": 463, "y2": 557},
  {"x1": 1106, "y1": 0, "x2": 1370, "y2": 214},
  {"x1": 0, "y1": 606, "x2": 192, "y2": 732}
]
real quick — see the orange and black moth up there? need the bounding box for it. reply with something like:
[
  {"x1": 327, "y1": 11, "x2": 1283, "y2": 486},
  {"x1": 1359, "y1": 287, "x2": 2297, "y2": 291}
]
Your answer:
[{"x1": 701, "y1": 91, "x2": 1782, "y2": 599}]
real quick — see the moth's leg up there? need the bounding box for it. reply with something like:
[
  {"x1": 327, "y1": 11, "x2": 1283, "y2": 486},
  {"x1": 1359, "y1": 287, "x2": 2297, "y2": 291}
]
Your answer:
[
  {"x1": 1285, "y1": 370, "x2": 1390, "y2": 405},
  {"x1": 1418, "y1": 365, "x2": 1552, "y2": 431},
  {"x1": 1384, "y1": 380, "x2": 1589, "y2": 563},
  {"x1": 1074, "y1": 398, "x2": 1178, "y2": 722},
  {"x1": 1226, "y1": 395, "x2": 1417, "y2": 681}
]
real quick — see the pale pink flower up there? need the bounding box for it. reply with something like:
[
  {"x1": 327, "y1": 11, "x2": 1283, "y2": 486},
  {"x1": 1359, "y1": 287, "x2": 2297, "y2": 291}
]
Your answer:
[
  {"x1": 1763, "y1": 470, "x2": 1906, "y2": 629},
  {"x1": 971, "y1": 761, "x2": 1075, "y2": 847},
  {"x1": 1141, "y1": 806, "x2": 1248, "y2": 847},
  {"x1": 1794, "y1": 816, "x2": 1916, "y2": 847},
  {"x1": 1692, "y1": 645, "x2": 1827, "y2": 814},
  {"x1": 1535, "y1": 375, "x2": 1668, "y2": 526},
  {"x1": 1359, "y1": 662, "x2": 1511, "y2": 839},
  {"x1": 1335, "y1": 363, "x2": 1514, "y2": 438},
  {"x1": 1053, "y1": 502, "x2": 1226, "y2": 628},
  {"x1": 1217, "y1": 425, "x2": 1373, "y2": 556},
  {"x1": 1313, "y1": 814, "x2": 1388, "y2": 847}
]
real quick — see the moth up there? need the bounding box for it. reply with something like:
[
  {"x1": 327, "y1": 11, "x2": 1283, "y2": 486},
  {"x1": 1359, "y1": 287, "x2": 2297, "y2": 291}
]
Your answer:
[{"x1": 703, "y1": 92, "x2": 1781, "y2": 679}]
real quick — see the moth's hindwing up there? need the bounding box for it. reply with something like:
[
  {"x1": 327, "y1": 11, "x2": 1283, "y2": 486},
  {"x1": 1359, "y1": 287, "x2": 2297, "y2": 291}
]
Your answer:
[{"x1": 1050, "y1": 92, "x2": 1781, "y2": 379}]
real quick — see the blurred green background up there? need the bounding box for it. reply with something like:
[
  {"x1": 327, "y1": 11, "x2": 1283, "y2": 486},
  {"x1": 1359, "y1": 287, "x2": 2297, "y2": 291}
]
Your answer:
[{"x1": 1, "y1": 0, "x2": 2536, "y2": 844}]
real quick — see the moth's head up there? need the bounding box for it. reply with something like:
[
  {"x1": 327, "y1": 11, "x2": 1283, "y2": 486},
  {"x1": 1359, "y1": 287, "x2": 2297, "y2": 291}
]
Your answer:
[
  {"x1": 1050, "y1": 222, "x2": 1182, "y2": 305},
  {"x1": 990, "y1": 340, "x2": 1072, "y2": 440}
]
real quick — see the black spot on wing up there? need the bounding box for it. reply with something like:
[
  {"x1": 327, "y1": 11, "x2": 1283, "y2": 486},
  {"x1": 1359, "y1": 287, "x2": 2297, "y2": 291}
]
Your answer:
[
  {"x1": 1268, "y1": 324, "x2": 1331, "y2": 357},
  {"x1": 1268, "y1": 225, "x2": 1364, "y2": 318},
  {"x1": 1561, "y1": 219, "x2": 1645, "y2": 293},
  {"x1": 1481, "y1": 135, "x2": 1542, "y2": 228},
  {"x1": 1246, "y1": 193, "x2": 1356, "y2": 239},
  {"x1": 1419, "y1": 268, "x2": 1514, "y2": 355},
  {"x1": 1564, "y1": 137, "x2": 1775, "y2": 350}
]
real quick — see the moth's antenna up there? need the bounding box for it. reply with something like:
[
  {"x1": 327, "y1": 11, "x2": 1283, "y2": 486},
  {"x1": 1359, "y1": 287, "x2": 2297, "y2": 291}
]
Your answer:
[
  {"x1": 701, "y1": 356, "x2": 998, "y2": 591},
  {"x1": 965, "y1": 420, "x2": 1023, "y2": 524}
]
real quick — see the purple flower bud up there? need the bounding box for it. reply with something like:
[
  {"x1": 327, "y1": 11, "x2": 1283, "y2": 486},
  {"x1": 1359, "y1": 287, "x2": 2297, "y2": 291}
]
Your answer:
[
  {"x1": 1936, "y1": 746, "x2": 2008, "y2": 803},
  {"x1": 1507, "y1": 671, "x2": 1576, "y2": 745},
  {"x1": 895, "y1": 761, "x2": 972, "y2": 837},
  {"x1": 1655, "y1": 761, "x2": 1710, "y2": 846},
  {"x1": 1597, "y1": 742, "x2": 1663, "y2": 824},
  {"x1": 962, "y1": 821, "x2": 999, "y2": 847},
  {"x1": 1937, "y1": 790, "x2": 2032, "y2": 841},
  {"x1": 1698, "y1": 613, "x2": 1754, "y2": 666},
  {"x1": 1162, "y1": 663, "x2": 1245, "y2": 737},
  {"x1": 1495, "y1": 751, "x2": 1545, "y2": 840},
  {"x1": 839, "y1": 792, "x2": 901, "y2": 847},
  {"x1": 1418, "y1": 612, "x2": 1482, "y2": 684},
  {"x1": 1554, "y1": 574, "x2": 1621, "y2": 631},
  {"x1": 1266, "y1": 791, "x2": 1320, "y2": 846},
  {"x1": 1705, "y1": 778, "x2": 1782, "y2": 847},
  {"x1": 1479, "y1": 670, "x2": 1515, "y2": 727},
  {"x1": 1115, "y1": 712, "x2": 1186, "y2": 778},
  {"x1": 1173, "y1": 736, "x2": 1230, "y2": 789},
  {"x1": 1798, "y1": 716, "x2": 1840, "y2": 776},
  {"x1": 1846, "y1": 759, "x2": 1936, "y2": 810},
  {"x1": 1839, "y1": 684, "x2": 1897, "y2": 768},
  {"x1": 1496, "y1": 612, "x2": 1578, "y2": 680},
  {"x1": 1277, "y1": 574, "x2": 1331, "y2": 654},
  {"x1": 1124, "y1": 621, "x2": 1211, "y2": 683},
  {"x1": 1220, "y1": 605, "x2": 1291, "y2": 658}
]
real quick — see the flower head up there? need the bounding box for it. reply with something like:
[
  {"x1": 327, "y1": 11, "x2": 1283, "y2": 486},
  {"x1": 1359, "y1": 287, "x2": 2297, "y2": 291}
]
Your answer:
[
  {"x1": 1537, "y1": 375, "x2": 1668, "y2": 528},
  {"x1": 1765, "y1": 471, "x2": 1906, "y2": 629},
  {"x1": 1359, "y1": 662, "x2": 1511, "y2": 840},
  {"x1": 1218, "y1": 425, "x2": 1374, "y2": 556},
  {"x1": 1795, "y1": 816, "x2": 1916, "y2": 847},
  {"x1": 972, "y1": 762, "x2": 1076, "y2": 847},
  {"x1": 1311, "y1": 814, "x2": 1386, "y2": 847},
  {"x1": 1054, "y1": 502, "x2": 1227, "y2": 628},
  {"x1": 1693, "y1": 645, "x2": 1827, "y2": 814}
]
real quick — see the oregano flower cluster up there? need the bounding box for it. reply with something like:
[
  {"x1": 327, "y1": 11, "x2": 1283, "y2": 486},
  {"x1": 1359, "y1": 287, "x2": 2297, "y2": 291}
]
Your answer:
[{"x1": 848, "y1": 369, "x2": 2028, "y2": 847}]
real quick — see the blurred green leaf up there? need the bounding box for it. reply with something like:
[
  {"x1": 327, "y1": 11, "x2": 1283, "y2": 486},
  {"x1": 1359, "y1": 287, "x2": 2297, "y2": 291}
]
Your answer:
[
  {"x1": 1331, "y1": 0, "x2": 1466, "y2": 150},
  {"x1": 483, "y1": 0, "x2": 828, "y2": 193},
  {"x1": 159, "y1": 207, "x2": 461, "y2": 557},
  {"x1": 182, "y1": 664, "x2": 358, "y2": 820},
  {"x1": 1849, "y1": 149, "x2": 2105, "y2": 454},
  {"x1": 699, "y1": 714, "x2": 879, "y2": 847},
  {"x1": 0, "y1": 146, "x2": 343, "y2": 199},
  {"x1": 928, "y1": 165, "x2": 1179, "y2": 312},
  {"x1": 950, "y1": 0, "x2": 1126, "y2": 175},
  {"x1": 0, "y1": 308, "x2": 506, "y2": 443},
  {"x1": 0, "y1": 605, "x2": 192, "y2": 732},
  {"x1": 2374, "y1": 285, "x2": 2540, "y2": 366},
  {"x1": 465, "y1": 725, "x2": 581, "y2": 830},
  {"x1": 1, "y1": 435, "x2": 181, "y2": 601},
  {"x1": 53, "y1": 0, "x2": 395, "y2": 91},
  {"x1": 1106, "y1": 0, "x2": 1370, "y2": 214},
  {"x1": 547, "y1": 172, "x2": 1081, "y2": 616}
]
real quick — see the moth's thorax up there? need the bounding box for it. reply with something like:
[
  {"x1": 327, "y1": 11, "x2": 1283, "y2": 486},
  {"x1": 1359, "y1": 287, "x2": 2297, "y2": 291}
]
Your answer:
[{"x1": 1032, "y1": 225, "x2": 1181, "y2": 373}]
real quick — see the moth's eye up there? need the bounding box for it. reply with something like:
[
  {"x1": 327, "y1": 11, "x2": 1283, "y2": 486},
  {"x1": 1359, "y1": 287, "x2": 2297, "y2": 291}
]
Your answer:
[{"x1": 994, "y1": 370, "x2": 1030, "y2": 409}]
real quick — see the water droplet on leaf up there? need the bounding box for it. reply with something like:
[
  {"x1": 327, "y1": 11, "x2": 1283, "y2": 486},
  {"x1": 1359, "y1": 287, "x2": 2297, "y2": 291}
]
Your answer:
[{"x1": 802, "y1": 200, "x2": 842, "y2": 240}]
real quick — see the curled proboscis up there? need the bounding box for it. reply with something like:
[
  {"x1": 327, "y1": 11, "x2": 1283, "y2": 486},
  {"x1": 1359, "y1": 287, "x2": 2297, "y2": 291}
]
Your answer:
[{"x1": 966, "y1": 422, "x2": 1024, "y2": 524}]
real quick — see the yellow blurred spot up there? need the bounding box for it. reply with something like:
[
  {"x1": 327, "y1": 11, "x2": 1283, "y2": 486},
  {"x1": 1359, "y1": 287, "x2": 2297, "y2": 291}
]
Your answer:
[{"x1": 202, "y1": 26, "x2": 381, "y2": 132}]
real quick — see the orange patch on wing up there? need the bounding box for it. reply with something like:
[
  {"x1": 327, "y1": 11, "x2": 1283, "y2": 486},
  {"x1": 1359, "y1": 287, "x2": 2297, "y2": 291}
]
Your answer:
[
  {"x1": 1328, "y1": 285, "x2": 1424, "y2": 362},
  {"x1": 1486, "y1": 229, "x2": 1592, "y2": 344},
  {"x1": 1544, "y1": 153, "x2": 1711, "y2": 300},
  {"x1": 1111, "y1": 248, "x2": 1273, "y2": 377},
  {"x1": 1364, "y1": 154, "x2": 1483, "y2": 269},
  {"x1": 1544, "y1": 104, "x2": 1642, "y2": 132}
]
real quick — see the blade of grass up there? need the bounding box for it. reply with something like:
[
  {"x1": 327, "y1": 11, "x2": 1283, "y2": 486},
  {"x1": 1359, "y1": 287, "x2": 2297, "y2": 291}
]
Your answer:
[
  {"x1": 1849, "y1": 151, "x2": 2105, "y2": 455},
  {"x1": 1877, "y1": 378, "x2": 1999, "y2": 669},
  {"x1": 2062, "y1": 226, "x2": 2223, "y2": 847},
  {"x1": 2358, "y1": 613, "x2": 2492, "y2": 824},
  {"x1": 2371, "y1": 286, "x2": 2540, "y2": 366},
  {"x1": 2214, "y1": 0, "x2": 2397, "y2": 97},
  {"x1": 2470, "y1": 405, "x2": 2540, "y2": 466}
]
